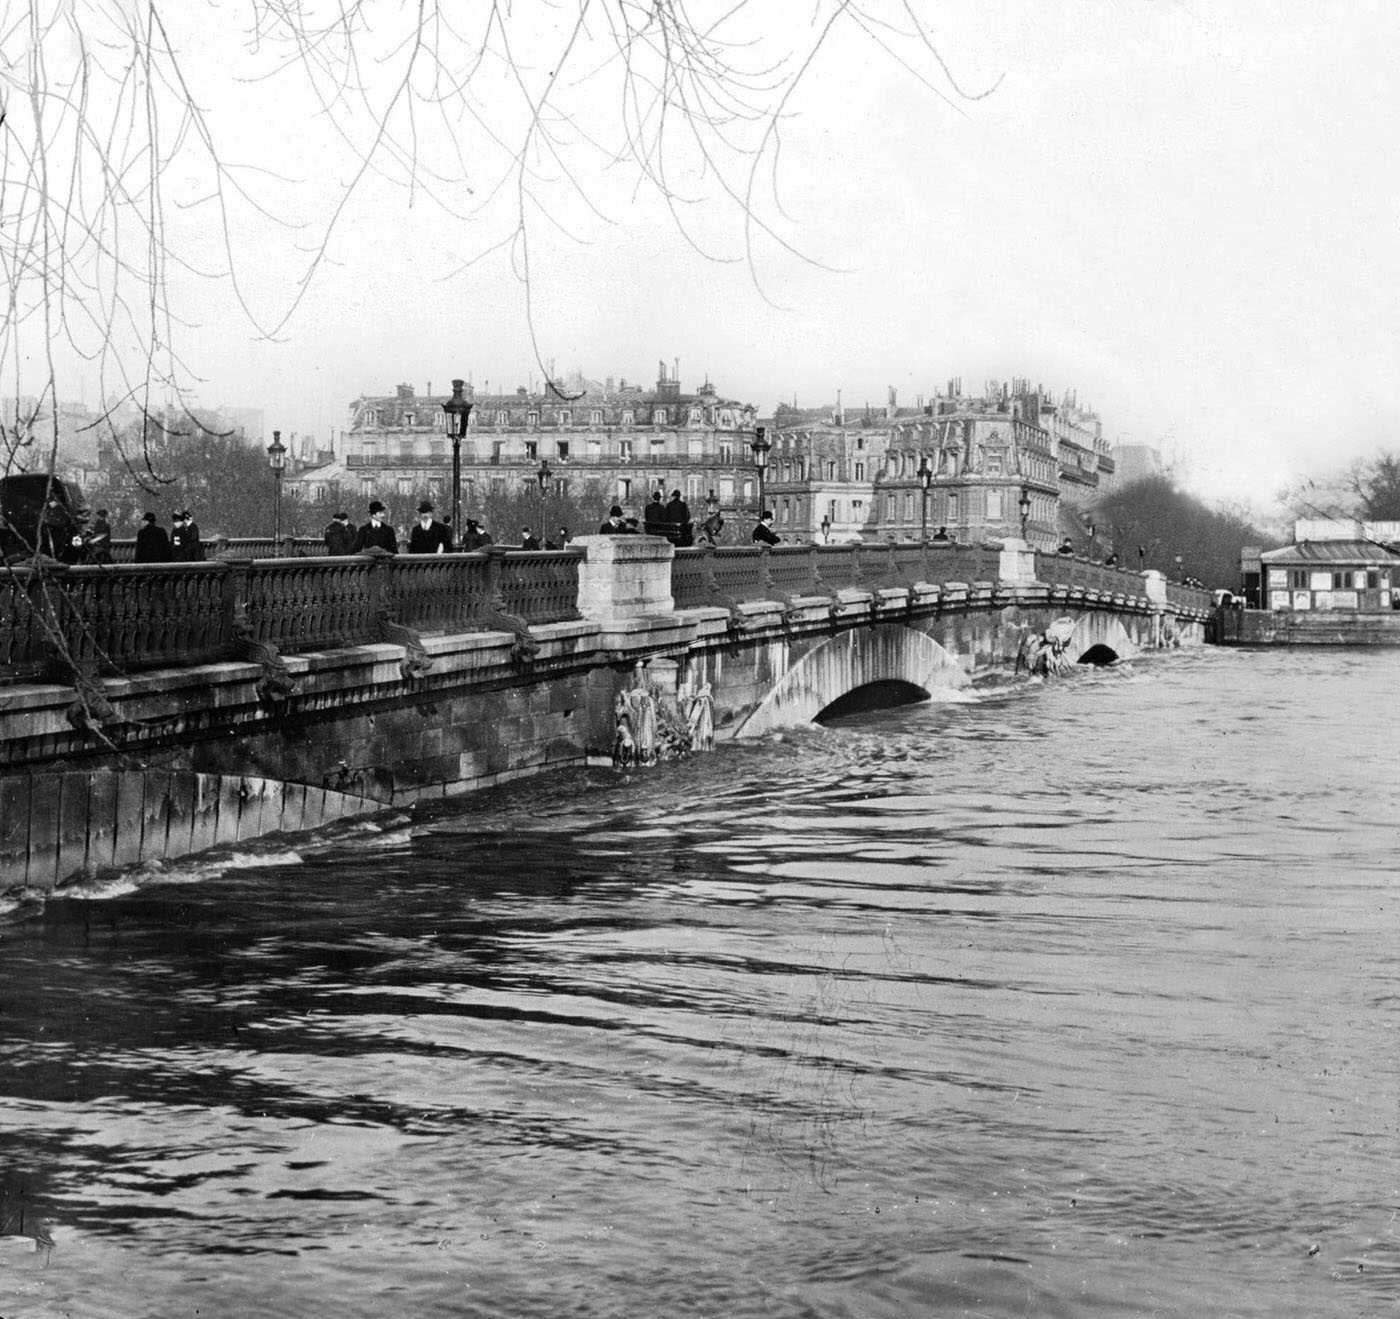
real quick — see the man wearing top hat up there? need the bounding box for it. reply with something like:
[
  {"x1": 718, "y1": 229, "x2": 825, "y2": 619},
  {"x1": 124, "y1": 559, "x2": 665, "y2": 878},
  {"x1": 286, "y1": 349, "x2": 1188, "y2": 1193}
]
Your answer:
[
  {"x1": 354, "y1": 499, "x2": 398, "y2": 553},
  {"x1": 170, "y1": 510, "x2": 205, "y2": 561},
  {"x1": 408, "y1": 500, "x2": 452, "y2": 554}
]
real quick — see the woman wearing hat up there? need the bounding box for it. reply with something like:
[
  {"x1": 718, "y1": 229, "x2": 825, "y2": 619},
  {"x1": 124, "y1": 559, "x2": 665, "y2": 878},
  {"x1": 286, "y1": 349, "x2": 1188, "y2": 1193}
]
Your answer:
[{"x1": 353, "y1": 499, "x2": 398, "y2": 553}]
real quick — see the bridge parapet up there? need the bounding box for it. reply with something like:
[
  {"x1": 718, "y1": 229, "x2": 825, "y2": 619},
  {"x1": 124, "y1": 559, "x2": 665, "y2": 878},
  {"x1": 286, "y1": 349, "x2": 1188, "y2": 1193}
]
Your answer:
[{"x1": 1, "y1": 540, "x2": 1213, "y2": 684}]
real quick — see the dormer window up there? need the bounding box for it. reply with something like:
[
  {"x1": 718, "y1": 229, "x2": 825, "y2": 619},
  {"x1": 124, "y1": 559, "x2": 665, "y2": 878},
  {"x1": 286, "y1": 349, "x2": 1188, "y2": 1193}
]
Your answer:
[
  {"x1": 621, "y1": 409, "x2": 634, "y2": 425},
  {"x1": 558, "y1": 411, "x2": 569, "y2": 426},
  {"x1": 591, "y1": 410, "x2": 603, "y2": 425},
  {"x1": 403, "y1": 412, "x2": 415, "y2": 427},
  {"x1": 654, "y1": 408, "x2": 668, "y2": 425},
  {"x1": 496, "y1": 410, "x2": 508, "y2": 425},
  {"x1": 527, "y1": 411, "x2": 539, "y2": 426}
]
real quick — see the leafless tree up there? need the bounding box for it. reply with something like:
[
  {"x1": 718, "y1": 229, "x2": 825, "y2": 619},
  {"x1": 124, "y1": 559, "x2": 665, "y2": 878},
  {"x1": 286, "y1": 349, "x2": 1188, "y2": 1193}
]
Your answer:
[{"x1": 1, "y1": 0, "x2": 995, "y2": 475}]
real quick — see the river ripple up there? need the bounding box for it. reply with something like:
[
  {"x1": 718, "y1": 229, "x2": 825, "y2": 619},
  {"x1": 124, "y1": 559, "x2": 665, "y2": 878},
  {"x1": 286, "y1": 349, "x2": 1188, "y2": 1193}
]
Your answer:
[{"x1": 1, "y1": 646, "x2": 1398, "y2": 1318}]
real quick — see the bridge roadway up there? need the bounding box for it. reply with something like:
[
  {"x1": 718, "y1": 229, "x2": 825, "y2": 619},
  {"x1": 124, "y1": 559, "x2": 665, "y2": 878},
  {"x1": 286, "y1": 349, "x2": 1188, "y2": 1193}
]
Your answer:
[{"x1": 0, "y1": 536, "x2": 1211, "y2": 892}]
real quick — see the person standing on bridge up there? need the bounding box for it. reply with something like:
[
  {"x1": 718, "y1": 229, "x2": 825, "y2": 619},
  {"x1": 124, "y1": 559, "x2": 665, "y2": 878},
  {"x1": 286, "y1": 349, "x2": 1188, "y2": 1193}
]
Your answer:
[
  {"x1": 324, "y1": 511, "x2": 355, "y2": 556},
  {"x1": 667, "y1": 490, "x2": 693, "y2": 546},
  {"x1": 354, "y1": 500, "x2": 398, "y2": 554},
  {"x1": 751, "y1": 511, "x2": 780, "y2": 546},
  {"x1": 599, "y1": 504, "x2": 632, "y2": 534},
  {"x1": 408, "y1": 500, "x2": 452, "y2": 554},
  {"x1": 170, "y1": 510, "x2": 204, "y2": 561},
  {"x1": 134, "y1": 511, "x2": 172, "y2": 562}
]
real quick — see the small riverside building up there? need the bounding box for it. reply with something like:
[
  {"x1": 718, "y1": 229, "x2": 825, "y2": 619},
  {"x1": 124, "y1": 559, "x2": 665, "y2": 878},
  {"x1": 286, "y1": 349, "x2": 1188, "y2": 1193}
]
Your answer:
[{"x1": 1258, "y1": 521, "x2": 1400, "y2": 612}]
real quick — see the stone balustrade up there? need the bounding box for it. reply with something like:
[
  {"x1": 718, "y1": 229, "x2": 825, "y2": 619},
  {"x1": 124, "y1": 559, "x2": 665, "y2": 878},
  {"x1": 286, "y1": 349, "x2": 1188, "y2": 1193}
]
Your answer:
[{"x1": 0, "y1": 539, "x2": 1213, "y2": 682}]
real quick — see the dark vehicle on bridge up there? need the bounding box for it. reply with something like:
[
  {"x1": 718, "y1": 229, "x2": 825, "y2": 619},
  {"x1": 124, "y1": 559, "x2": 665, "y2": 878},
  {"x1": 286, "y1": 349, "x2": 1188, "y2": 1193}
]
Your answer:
[{"x1": 0, "y1": 473, "x2": 91, "y2": 562}]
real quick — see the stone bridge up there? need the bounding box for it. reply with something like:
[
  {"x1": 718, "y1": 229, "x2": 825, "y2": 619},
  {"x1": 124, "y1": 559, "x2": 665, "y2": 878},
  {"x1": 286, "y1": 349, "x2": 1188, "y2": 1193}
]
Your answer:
[{"x1": 0, "y1": 537, "x2": 1210, "y2": 891}]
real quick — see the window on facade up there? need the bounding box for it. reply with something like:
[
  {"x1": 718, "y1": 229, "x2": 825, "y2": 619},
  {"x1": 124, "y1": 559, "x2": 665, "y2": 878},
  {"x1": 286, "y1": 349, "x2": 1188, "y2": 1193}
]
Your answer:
[
  {"x1": 360, "y1": 479, "x2": 374, "y2": 495},
  {"x1": 886, "y1": 494, "x2": 896, "y2": 518},
  {"x1": 987, "y1": 454, "x2": 1003, "y2": 475},
  {"x1": 827, "y1": 498, "x2": 837, "y2": 520},
  {"x1": 856, "y1": 436, "x2": 865, "y2": 450},
  {"x1": 719, "y1": 442, "x2": 733, "y2": 463},
  {"x1": 403, "y1": 412, "x2": 415, "y2": 427},
  {"x1": 780, "y1": 499, "x2": 790, "y2": 523},
  {"x1": 947, "y1": 493, "x2": 958, "y2": 519},
  {"x1": 852, "y1": 499, "x2": 863, "y2": 512},
  {"x1": 1368, "y1": 571, "x2": 1381, "y2": 589},
  {"x1": 619, "y1": 478, "x2": 632, "y2": 500},
  {"x1": 987, "y1": 490, "x2": 1003, "y2": 519},
  {"x1": 904, "y1": 494, "x2": 913, "y2": 519},
  {"x1": 622, "y1": 410, "x2": 634, "y2": 425},
  {"x1": 655, "y1": 408, "x2": 668, "y2": 425},
  {"x1": 619, "y1": 440, "x2": 633, "y2": 460},
  {"x1": 591, "y1": 410, "x2": 603, "y2": 425},
  {"x1": 855, "y1": 462, "x2": 865, "y2": 481},
  {"x1": 557, "y1": 441, "x2": 570, "y2": 460},
  {"x1": 827, "y1": 461, "x2": 836, "y2": 480},
  {"x1": 525, "y1": 441, "x2": 538, "y2": 459},
  {"x1": 558, "y1": 411, "x2": 569, "y2": 426},
  {"x1": 527, "y1": 411, "x2": 539, "y2": 426},
  {"x1": 496, "y1": 410, "x2": 508, "y2": 424},
  {"x1": 397, "y1": 478, "x2": 413, "y2": 496},
  {"x1": 689, "y1": 408, "x2": 702, "y2": 423},
  {"x1": 588, "y1": 439, "x2": 602, "y2": 458},
  {"x1": 720, "y1": 411, "x2": 732, "y2": 427}
]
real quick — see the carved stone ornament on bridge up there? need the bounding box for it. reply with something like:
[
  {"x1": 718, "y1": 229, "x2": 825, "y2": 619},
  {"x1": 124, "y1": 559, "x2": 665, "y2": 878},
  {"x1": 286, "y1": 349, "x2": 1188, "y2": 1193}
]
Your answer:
[
  {"x1": 377, "y1": 611, "x2": 433, "y2": 681},
  {"x1": 1016, "y1": 616, "x2": 1078, "y2": 678},
  {"x1": 229, "y1": 600, "x2": 297, "y2": 705}
]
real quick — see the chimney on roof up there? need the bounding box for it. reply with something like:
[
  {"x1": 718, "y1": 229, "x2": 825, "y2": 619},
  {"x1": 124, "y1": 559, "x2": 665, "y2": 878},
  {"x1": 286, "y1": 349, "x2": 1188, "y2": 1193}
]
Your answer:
[{"x1": 886, "y1": 386, "x2": 896, "y2": 419}]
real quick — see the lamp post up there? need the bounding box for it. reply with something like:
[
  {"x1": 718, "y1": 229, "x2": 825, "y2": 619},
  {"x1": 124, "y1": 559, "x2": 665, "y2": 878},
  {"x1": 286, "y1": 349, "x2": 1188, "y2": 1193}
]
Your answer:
[
  {"x1": 750, "y1": 425, "x2": 770, "y2": 516},
  {"x1": 1018, "y1": 486, "x2": 1031, "y2": 541},
  {"x1": 917, "y1": 457, "x2": 932, "y2": 542},
  {"x1": 266, "y1": 430, "x2": 287, "y2": 543},
  {"x1": 536, "y1": 458, "x2": 552, "y2": 534},
  {"x1": 820, "y1": 515, "x2": 831, "y2": 544},
  {"x1": 441, "y1": 378, "x2": 472, "y2": 548}
]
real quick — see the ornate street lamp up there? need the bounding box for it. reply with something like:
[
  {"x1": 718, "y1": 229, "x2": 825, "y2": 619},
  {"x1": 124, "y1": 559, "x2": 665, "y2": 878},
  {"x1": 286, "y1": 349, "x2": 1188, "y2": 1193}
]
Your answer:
[
  {"x1": 441, "y1": 378, "x2": 473, "y2": 547},
  {"x1": 536, "y1": 458, "x2": 553, "y2": 531},
  {"x1": 820, "y1": 515, "x2": 831, "y2": 544},
  {"x1": 917, "y1": 457, "x2": 933, "y2": 542},
  {"x1": 1018, "y1": 486, "x2": 1032, "y2": 540},
  {"x1": 266, "y1": 430, "x2": 287, "y2": 543},
  {"x1": 749, "y1": 425, "x2": 770, "y2": 516}
]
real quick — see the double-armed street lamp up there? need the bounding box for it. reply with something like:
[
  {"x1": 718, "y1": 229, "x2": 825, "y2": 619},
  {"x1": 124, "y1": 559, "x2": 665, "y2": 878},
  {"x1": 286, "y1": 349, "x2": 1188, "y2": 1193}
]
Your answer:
[
  {"x1": 750, "y1": 425, "x2": 770, "y2": 517},
  {"x1": 441, "y1": 378, "x2": 473, "y2": 547},
  {"x1": 917, "y1": 456, "x2": 933, "y2": 542},
  {"x1": 1018, "y1": 486, "x2": 1032, "y2": 540},
  {"x1": 267, "y1": 430, "x2": 287, "y2": 542}
]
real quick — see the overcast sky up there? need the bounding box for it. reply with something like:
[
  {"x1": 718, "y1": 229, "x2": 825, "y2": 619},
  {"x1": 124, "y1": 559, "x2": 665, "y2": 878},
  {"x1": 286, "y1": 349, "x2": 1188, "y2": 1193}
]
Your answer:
[{"x1": 138, "y1": 3, "x2": 1400, "y2": 506}]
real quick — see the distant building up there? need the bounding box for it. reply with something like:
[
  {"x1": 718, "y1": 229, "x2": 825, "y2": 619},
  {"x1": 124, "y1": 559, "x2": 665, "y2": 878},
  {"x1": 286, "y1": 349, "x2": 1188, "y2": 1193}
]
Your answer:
[
  {"x1": 768, "y1": 378, "x2": 1111, "y2": 549},
  {"x1": 330, "y1": 364, "x2": 759, "y2": 518},
  {"x1": 1112, "y1": 443, "x2": 1164, "y2": 487},
  {"x1": 1256, "y1": 521, "x2": 1400, "y2": 611}
]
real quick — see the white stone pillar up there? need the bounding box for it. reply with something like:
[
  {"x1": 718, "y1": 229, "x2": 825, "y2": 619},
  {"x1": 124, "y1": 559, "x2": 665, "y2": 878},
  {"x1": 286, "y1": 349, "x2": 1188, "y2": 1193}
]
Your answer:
[
  {"x1": 1141, "y1": 569, "x2": 1168, "y2": 606},
  {"x1": 998, "y1": 537, "x2": 1039, "y2": 586},
  {"x1": 575, "y1": 535, "x2": 676, "y2": 620}
]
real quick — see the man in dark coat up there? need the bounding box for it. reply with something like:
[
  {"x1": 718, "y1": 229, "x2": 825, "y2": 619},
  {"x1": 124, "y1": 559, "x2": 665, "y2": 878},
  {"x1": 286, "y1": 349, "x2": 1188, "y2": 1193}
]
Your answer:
[
  {"x1": 85, "y1": 509, "x2": 113, "y2": 563},
  {"x1": 751, "y1": 511, "x2": 780, "y2": 546},
  {"x1": 666, "y1": 490, "x2": 693, "y2": 546},
  {"x1": 520, "y1": 527, "x2": 542, "y2": 550},
  {"x1": 324, "y1": 512, "x2": 356, "y2": 555},
  {"x1": 407, "y1": 500, "x2": 452, "y2": 554},
  {"x1": 643, "y1": 490, "x2": 668, "y2": 535},
  {"x1": 134, "y1": 512, "x2": 172, "y2": 562},
  {"x1": 599, "y1": 504, "x2": 630, "y2": 534},
  {"x1": 354, "y1": 500, "x2": 398, "y2": 553},
  {"x1": 170, "y1": 510, "x2": 204, "y2": 561}
]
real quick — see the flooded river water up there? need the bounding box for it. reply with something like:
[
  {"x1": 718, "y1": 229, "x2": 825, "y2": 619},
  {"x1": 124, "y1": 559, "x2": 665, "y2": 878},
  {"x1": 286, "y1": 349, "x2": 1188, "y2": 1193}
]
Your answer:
[{"x1": 1, "y1": 646, "x2": 1398, "y2": 1317}]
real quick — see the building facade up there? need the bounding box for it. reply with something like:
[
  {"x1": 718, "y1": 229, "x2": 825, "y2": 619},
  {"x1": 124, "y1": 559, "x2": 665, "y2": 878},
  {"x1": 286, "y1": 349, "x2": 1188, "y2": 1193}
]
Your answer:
[{"x1": 321, "y1": 365, "x2": 759, "y2": 522}]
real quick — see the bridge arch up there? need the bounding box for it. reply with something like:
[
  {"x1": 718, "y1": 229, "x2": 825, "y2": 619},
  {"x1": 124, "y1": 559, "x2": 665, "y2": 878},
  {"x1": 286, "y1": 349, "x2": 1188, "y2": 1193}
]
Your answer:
[
  {"x1": 1065, "y1": 612, "x2": 1140, "y2": 666},
  {"x1": 738, "y1": 624, "x2": 967, "y2": 737}
]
